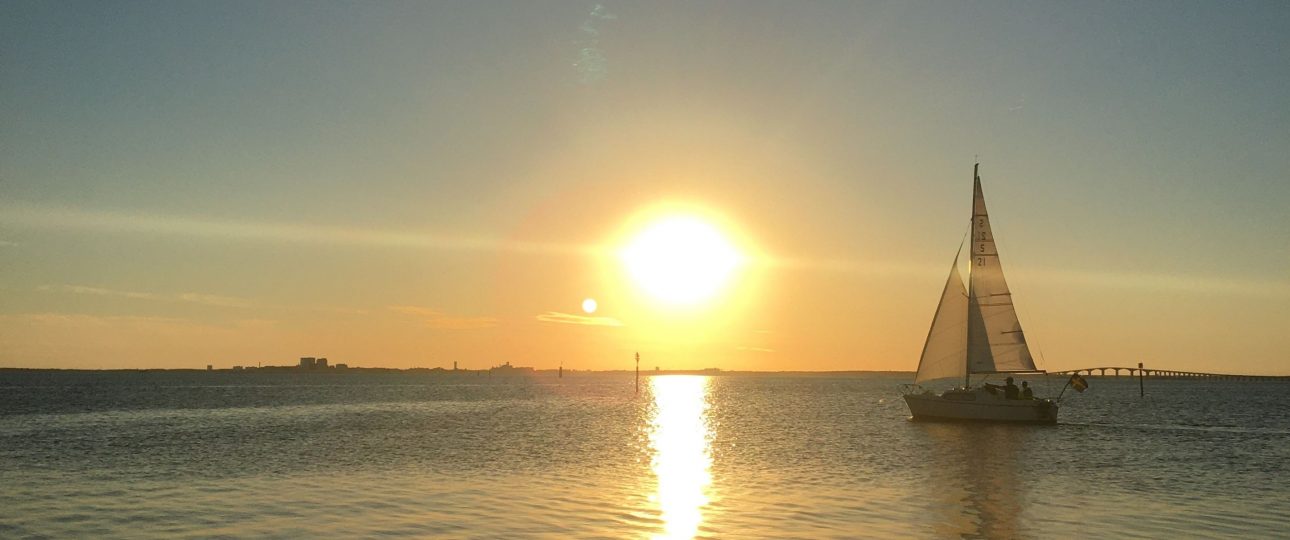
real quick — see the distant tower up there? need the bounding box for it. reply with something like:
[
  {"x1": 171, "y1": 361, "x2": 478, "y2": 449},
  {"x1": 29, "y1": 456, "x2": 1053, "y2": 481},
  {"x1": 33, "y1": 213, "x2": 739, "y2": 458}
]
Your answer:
[{"x1": 453, "y1": 361, "x2": 458, "y2": 371}]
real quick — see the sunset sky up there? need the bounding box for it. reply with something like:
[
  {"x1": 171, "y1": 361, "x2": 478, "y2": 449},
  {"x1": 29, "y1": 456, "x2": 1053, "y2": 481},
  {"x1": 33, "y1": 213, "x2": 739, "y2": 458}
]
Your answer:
[{"x1": 2, "y1": 2, "x2": 1287, "y2": 373}]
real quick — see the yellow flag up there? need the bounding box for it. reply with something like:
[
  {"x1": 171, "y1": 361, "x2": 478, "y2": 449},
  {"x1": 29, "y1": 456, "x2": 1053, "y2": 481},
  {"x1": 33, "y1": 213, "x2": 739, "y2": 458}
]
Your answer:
[{"x1": 1070, "y1": 373, "x2": 1089, "y2": 393}]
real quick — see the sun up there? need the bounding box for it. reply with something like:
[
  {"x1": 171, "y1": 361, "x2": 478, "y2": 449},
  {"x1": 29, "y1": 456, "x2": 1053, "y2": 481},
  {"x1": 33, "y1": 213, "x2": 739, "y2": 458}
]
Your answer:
[{"x1": 619, "y1": 215, "x2": 744, "y2": 307}]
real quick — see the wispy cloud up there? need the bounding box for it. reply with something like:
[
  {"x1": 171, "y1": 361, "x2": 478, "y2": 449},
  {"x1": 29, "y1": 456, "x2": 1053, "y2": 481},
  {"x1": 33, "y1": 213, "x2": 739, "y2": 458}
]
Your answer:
[
  {"x1": 40, "y1": 284, "x2": 254, "y2": 308},
  {"x1": 0, "y1": 201, "x2": 596, "y2": 256},
  {"x1": 771, "y1": 254, "x2": 1290, "y2": 299},
  {"x1": 1007, "y1": 93, "x2": 1027, "y2": 112},
  {"x1": 315, "y1": 306, "x2": 372, "y2": 316},
  {"x1": 388, "y1": 305, "x2": 499, "y2": 330},
  {"x1": 1015, "y1": 266, "x2": 1290, "y2": 299},
  {"x1": 10, "y1": 312, "x2": 192, "y2": 326},
  {"x1": 536, "y1": 311, "x2": 624, "y2": 327},
  {"x1": 0, "y1": 312, "x2": 283, "y2": 368},
  {"x1": 767, "y1": 255, "x2": 940, "y2": 278},
  {"x1": 177, "y1": 292, "x2": 255, "y2": 308},
  {"x1": 43, "y1": 284, "x2": 158, "y2": 301},
  {"x1": 2, "y1": 311, "x2": 276, "y2": 335}
]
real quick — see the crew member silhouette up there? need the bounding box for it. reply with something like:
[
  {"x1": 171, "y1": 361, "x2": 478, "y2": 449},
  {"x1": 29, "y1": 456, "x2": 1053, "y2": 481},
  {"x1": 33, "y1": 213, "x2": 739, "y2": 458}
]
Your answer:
[{"x1": 985, "y1": 377, "x2": 1020, "y2": 399}]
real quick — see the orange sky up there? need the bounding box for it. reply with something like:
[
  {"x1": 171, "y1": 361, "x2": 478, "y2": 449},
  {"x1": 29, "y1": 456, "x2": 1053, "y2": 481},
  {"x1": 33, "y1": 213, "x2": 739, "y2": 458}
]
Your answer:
[{"x1": 2, "y1": 3, "x2": 1288, "y2": 374}]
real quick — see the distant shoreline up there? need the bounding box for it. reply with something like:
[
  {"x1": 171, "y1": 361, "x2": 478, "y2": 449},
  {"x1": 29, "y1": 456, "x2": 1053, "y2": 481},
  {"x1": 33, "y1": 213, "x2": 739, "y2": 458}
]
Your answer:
[
  {"x1": 0, "y1": 366, "x2": 916, "y2": 377},
  {"x1": 5, "y1": 367, "x2": 1286, "y2": 378}
]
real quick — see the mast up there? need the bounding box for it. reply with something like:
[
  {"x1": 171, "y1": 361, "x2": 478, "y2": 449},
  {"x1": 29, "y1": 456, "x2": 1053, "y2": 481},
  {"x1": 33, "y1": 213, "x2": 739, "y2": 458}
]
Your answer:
[{"x1": 965, "y1": 162, "x2": 978, "y2": 389}]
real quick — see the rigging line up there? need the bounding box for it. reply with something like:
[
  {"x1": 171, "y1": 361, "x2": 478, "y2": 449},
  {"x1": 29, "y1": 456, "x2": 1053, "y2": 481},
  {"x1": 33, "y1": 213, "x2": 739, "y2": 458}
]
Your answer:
[{"x1": 955, "y1": 226, "x2": 969, "y2": 262}]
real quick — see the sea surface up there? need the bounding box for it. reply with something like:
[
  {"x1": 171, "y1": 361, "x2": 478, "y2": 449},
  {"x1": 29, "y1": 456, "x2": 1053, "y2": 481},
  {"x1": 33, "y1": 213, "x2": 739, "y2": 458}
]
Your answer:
[{"x1": 1, "y1": 370, "x2": 1287, "y2": 539}]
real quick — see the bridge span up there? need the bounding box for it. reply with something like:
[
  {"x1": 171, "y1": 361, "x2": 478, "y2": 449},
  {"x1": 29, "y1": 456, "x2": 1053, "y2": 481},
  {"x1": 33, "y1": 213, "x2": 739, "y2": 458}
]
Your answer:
[{"x1": 1051, "y1": 367, "x2": 1290, "y2": 381}]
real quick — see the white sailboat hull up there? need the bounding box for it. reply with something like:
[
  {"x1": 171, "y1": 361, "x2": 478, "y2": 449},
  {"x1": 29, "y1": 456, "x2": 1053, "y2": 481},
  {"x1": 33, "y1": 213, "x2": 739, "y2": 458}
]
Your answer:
[{"x1": 904, "y1": 389, "x2": 1058, "y2": 424}]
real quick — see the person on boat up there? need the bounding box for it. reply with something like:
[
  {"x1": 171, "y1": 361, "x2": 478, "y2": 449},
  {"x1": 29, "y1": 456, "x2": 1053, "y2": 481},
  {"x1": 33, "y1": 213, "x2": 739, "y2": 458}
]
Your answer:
[
  {"x1": 984, "y1": 377, "x2": 1020, "y2": 399},
  {"x1": 1021, "y1": 381, "x2": 1034, "y2": 400}
]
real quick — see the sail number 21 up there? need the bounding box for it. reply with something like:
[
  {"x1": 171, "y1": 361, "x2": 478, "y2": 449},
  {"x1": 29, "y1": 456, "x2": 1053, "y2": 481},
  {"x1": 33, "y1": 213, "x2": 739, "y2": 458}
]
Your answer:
[{"x1": 976, "y1": 218, "x2": 987, "y2": 266}]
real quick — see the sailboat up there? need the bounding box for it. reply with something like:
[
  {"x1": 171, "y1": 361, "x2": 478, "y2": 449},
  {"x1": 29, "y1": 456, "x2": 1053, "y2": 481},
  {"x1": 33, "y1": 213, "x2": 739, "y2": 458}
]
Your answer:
[{"x1": 902, "y1": 164, "x2": 1059, "y2": 424}]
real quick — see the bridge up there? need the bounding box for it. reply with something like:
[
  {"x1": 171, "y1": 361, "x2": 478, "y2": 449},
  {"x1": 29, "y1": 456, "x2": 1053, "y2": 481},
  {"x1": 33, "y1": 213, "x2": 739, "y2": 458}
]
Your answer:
[{"x1": 1051, "y1": 367, "x2": 1290, "y2": 381}]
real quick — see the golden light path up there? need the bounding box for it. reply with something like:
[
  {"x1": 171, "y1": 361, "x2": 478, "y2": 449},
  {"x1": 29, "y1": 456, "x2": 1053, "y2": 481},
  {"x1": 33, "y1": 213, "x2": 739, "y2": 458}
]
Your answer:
[{"x1": 648, "y1": 376, "x2": 714, "y2": 540}]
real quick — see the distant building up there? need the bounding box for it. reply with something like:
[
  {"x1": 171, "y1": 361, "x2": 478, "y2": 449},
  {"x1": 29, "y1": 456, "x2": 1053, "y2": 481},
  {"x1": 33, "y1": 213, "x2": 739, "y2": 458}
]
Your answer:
[
  {"x1": 490, "y1": 361, "x2": 535, "y2": 374},
  {"x1": 207, "y1": 365, "x2": 213, "y2": 371},
  {"x1": 316, "y1": 357, "x2": 328, "y2": 368},
  {"x1": 300, "y1": 357, "x2": 316, "y2": 369},
  {"x1": 335, "y1": 363, "x2": 348, "y2": 369},
  {"x1": 232, "y1": 366, "x2": 244, "y2": 371}
]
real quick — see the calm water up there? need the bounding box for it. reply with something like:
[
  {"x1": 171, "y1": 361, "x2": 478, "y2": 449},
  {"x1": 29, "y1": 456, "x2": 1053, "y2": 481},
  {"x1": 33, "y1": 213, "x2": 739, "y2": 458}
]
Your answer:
[{"x1": 1, "y1": 371, "x2": 1287, "y2": 538}]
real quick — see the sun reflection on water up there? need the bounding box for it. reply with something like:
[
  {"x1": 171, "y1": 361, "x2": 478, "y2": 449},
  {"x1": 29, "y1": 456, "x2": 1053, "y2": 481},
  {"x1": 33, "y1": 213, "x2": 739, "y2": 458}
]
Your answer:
[{"x1": 648, "y1": 376, "x2": 713, "y2": 540}]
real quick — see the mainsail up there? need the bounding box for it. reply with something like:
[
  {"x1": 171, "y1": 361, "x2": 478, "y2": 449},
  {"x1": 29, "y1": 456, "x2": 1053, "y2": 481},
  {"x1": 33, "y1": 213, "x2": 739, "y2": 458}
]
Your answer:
[
  {"x1": 966, "y1": 167, "x2": 1037, "y2": 374},
  {"x1": 915, "y1": 165, "x2": 1038, "y2": 384}
]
